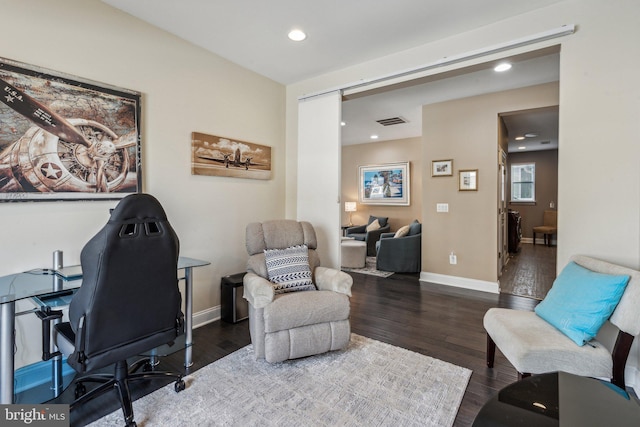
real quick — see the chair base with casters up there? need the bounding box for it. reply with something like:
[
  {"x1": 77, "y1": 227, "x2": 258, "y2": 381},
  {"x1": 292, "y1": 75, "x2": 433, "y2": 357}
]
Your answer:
[
  {"x1": 55, "y1": 318, "x2": 185, "y2": 427},
  {"x1": 484, "y1": 255, "x2": 640, "y2": 390},
  {"x1": 70, "y1": 358, "x2": 185, "y2": 427}
]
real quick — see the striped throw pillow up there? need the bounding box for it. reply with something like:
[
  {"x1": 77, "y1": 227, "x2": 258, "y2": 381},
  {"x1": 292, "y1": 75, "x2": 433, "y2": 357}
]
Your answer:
[{"x1": 264, "y1": 244, "x2": 316, "y2": 294}]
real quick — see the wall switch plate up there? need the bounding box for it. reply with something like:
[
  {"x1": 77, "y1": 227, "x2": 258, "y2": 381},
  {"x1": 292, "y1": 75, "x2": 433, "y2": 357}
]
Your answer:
[{"x1": 437, "y1": 203, "x2": 449, "y2": 213}]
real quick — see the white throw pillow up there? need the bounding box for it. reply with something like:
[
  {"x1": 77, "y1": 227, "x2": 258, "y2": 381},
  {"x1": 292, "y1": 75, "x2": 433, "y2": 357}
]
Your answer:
[
  {"x1": 366, "y1": 219, "x2": 380, "y2": 232},
  {"x1": 264, "y1": 245, "x2": 316, "y2": 294},
  {"x1": 394, "y1": 225, "x2": 410, "y2": 238}
]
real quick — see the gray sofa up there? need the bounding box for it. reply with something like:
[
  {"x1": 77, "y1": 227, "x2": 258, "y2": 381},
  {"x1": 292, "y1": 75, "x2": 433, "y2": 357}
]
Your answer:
[
  {"x1": 375, "y1": 220, "x2": 421, "y2": 273},
  {"x1": 345, "y1": 215, "x2": 391, "y2": 256},
  {"x1": 243, "y1": 220, "x2": 353, "y2": 362}
]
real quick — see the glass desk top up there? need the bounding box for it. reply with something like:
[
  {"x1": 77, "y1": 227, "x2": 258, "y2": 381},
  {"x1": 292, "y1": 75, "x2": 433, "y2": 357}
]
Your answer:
[{"x1": 0, "y1": 256, "x2": 210, "y2": 305}]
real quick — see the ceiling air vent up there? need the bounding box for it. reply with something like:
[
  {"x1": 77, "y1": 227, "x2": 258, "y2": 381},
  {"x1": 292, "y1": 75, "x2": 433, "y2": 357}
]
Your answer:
[
  {"x1": 540, "y1": 140, "x2": 551, "y2": 145},
  {"x1": 376, "y1": 116, "x2": 408, "y2": 126}
]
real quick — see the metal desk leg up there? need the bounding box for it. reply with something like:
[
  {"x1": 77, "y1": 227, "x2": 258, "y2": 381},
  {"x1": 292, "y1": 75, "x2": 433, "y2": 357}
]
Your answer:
[
  {"x1": 184, "y1": 267, "x2": 193, "y2": 369},
  {"x1": 1, "y1": 298, "x2": 16, "y2": 404}
]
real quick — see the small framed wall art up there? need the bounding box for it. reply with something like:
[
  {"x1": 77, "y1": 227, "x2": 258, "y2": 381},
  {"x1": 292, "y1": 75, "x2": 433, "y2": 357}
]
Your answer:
[
  {"x1": 459, "y1": 169, "x2": 478, "y2": 191},
  {"x1": 431, "y1": 159, "x2": 453, "y2": 177}
]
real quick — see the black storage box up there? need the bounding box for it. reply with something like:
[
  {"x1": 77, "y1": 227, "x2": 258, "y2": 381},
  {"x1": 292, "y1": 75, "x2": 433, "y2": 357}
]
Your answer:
[{"x1": 221, "y1": 272, "x2": 248, "y2": 323}]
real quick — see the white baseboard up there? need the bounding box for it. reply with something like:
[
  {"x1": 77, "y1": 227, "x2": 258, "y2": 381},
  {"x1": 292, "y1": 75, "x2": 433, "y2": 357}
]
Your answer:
[
  {"x1": 520, "y1": 237, "x2": 555, "y2": 246},
  {"x1": 193, "y1": 305, "x2": 221, "y2": 329},
  {"x1": 419, "y1": 272, "x2": 499, "y2": 294}
]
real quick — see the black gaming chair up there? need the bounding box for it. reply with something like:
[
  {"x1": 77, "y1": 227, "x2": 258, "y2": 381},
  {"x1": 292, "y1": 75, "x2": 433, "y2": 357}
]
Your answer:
[{"x1": 54, "y1": 193, "x2": 185, "y2": 427}]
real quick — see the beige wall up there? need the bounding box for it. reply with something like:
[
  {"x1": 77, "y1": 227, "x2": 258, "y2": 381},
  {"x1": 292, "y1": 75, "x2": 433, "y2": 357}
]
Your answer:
[
  {"x1": 341, "y1": 137, "x2": 422, "y2": 231},
  {"x1": 508, "y1": 150, "x2": 559, "y2": 240},
  {"x1": 2, "y1": 0, "x2": 285, "y2": 367},
  {"x1": 423, "y1": 83, "x2": 559, "y2": 283}
]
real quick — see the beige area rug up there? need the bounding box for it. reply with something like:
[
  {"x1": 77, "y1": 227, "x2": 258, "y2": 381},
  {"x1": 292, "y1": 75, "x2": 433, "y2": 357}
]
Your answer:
[
  {"x1": 90, "y1": 334, "x2": 471, "y2": 427},
  {"x1": 342, "y1": 256, "x2": 394, "y2": 278}
]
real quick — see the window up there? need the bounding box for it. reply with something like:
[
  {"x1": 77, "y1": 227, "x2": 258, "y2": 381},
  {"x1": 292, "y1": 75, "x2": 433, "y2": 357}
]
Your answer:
[{"x1": 511, "y1": 163, "x2": 535, "y2": 202}]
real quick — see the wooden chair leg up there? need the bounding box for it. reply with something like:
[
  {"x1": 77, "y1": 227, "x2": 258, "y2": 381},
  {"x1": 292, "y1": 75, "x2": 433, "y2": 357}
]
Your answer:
[
  {"x1": 518, "y1": 372, "x2": 531, "y2": 381},
  {"x1": 486, "y1": 334, "x2": 496, "y2": 368}
]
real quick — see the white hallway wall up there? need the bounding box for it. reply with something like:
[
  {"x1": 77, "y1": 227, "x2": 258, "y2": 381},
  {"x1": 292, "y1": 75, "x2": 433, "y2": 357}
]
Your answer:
[
  {"x1": 286, "y1": 0, "x2": 640, "y2": 388},
  {"x1": 1, "y1": 0, "x2": 285, "y2": 367}
]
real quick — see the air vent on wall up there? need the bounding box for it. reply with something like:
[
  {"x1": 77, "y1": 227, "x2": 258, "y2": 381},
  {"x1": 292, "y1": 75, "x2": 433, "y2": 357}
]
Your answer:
[{"x1": 376, "y1": 117, "x2": 408, "y2": 126}]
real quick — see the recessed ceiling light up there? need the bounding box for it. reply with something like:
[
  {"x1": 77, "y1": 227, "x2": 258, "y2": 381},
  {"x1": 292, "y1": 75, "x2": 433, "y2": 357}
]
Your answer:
[
  {"x1": 518, "y1": 146, "x2": 527, "y2": 150},
  {"x1": 524, "y1": 132, "x2": 539, "y2": 138},
  {"x1": 340, "y1": 121, "x2": 346, "y2": 126},
  {"x1": 494, "y1": 62, "x2": 512, "y2": 72},
  {"x1": 370, "y1": 135, "x2": 379, "y2": 140},
  {"x1": 515, "y1": 136, "x2": 525, "y2": 141},
  {"x1": 288, "y1": 29, "x2": 306, "y2": 41}
]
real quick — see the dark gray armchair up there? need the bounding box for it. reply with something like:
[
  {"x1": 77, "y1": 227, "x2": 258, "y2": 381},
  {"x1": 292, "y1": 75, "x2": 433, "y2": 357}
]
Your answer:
[
  {"x1": 345, "y1": 215, "x2": 391, "y2": 256},
  {"x1": 375, "y1": 220, "x2": 421, "y2": 273}
]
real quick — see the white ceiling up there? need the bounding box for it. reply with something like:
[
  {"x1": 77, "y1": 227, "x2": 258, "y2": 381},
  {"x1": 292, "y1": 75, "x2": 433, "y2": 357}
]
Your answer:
[{"x1": 100, "y1": 0, "x2": 562, "y2": 151}]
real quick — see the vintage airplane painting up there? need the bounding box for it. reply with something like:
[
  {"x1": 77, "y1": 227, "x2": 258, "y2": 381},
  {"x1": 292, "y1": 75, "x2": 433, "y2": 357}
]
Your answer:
[
  {"x1": 0, "y1": 57, "x2": 141, "y2": 201},
  {"x1": 191, "y1": 132, "x2": 271, "y2": 180}
]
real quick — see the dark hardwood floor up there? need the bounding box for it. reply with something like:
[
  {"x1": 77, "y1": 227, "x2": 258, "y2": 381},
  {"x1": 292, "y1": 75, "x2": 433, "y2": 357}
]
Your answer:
[
  {"x1": 500, "y1": 242, "x2": 556, "y2": 300},
  {"x1": 64, "y1": 271, "x2": 540, "y2": 426}
]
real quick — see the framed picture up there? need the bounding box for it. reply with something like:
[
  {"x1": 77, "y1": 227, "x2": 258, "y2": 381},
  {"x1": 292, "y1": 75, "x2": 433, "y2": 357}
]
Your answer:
[
  {"x1": 432, "y1": 159, "x2": 453, "y2": 176},
  {"x1": 358, "y1": 162, "x2": 410, "y2": 205},
  {"x1": 459, "y1": 169, "x2": 478, "y2": 191},
  {"x1": 0, "y1": 57, "x2": 141, "y2": 202},
  {"x1": 191, "y1": 132, "x2": 272, "y2": 180}
]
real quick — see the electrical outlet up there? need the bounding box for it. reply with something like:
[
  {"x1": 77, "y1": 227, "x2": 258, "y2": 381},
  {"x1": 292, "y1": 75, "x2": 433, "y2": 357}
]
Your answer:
[{"x1": 449, "y1": 252, "x2": 457, "y2": 265}]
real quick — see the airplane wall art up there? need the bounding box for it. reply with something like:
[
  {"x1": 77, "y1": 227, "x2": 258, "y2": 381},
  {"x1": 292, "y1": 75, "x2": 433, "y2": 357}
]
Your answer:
[
  {"x1": 0, "y1": 57, "x2": 141, "y2": 201},
  {"x1": 191, "y1": 132, "x2": 271, "y2": 180}
]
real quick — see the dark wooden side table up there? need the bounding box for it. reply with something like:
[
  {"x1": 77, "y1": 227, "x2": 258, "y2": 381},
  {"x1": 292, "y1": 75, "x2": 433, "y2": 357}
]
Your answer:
[{"x1": 473, "y1": 371, "x2": 640, "y2": 426}]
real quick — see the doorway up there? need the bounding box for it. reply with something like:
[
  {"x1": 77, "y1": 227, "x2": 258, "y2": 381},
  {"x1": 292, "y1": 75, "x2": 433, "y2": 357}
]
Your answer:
[{"x1": 499, "y1": 106, "x2": 559, "y2": 299}]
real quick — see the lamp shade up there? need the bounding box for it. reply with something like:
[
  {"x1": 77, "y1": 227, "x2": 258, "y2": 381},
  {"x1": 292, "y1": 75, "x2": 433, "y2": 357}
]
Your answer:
[{"x1": 344, "y1": 202, "x2": 357, "y2": 212}]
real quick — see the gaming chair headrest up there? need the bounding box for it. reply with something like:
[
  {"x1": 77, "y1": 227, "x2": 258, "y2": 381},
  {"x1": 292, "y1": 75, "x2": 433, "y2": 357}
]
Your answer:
[{"x1": 109, "y1": 193, "x2": 168, "y2": 223}]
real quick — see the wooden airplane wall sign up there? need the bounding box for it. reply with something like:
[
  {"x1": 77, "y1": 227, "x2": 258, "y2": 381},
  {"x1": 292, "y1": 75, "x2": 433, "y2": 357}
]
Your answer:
[{"x1": 191, "y1": 132, "x2": 271, "y2": 180}]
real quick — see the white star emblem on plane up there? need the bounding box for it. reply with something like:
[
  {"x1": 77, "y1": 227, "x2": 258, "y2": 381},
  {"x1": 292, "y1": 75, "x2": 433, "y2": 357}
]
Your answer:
[
  {"x1": 4, "y1": 94, "x2": 14, "y2": 103},
  {"x1": 41, "y1": 162, "x2": 62, "y2": 179}
]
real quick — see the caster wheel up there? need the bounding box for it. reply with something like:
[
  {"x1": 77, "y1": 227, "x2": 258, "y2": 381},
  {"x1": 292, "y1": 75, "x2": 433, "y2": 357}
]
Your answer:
[
  {"x1": 125, "y1": 421, "x2": 137, "y2": 427},
  {"x1": 142, "y1": 362, "x2": 153, "y2": 372},
  {"x1": 174, "y1": 379, "x2": 186, "y2": 393},
  {"x1": 74, "y1": 383, "x2": 87, "y2": 399}
]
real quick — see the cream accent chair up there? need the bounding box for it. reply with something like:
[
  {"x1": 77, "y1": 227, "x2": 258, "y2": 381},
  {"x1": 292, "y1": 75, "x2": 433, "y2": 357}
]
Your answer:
[
  {"x1": 484, "y1": 255, "x2": 640, "y2": 389},
  {"x1": 243, "y1": 220, "x2": 353, "y2": 363}
]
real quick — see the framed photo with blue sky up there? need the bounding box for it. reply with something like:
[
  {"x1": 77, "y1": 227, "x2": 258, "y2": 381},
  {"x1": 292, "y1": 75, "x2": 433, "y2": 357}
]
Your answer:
[{"x1": 358, "y1": 162, "x2": 410, "y2": 206}]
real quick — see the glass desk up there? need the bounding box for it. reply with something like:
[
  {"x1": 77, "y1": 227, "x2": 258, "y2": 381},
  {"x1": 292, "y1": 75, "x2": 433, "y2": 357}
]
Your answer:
[{"x1": 0, "y1": 256, "x2": 209, "y2": 404}]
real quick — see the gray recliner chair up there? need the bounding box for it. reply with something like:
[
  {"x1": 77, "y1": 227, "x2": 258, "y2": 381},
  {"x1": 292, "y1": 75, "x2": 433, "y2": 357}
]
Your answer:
[{"x1": 243, "y1": 220, "x2": 353, "y2": 363}]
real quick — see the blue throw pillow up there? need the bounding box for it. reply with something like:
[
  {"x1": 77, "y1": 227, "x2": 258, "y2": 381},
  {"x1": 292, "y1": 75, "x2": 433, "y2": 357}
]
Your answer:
[
  {"x1": 408, "y1": 220, "x2": 421, "y2": 236},
  {"x1": 534, "y1": 261, "x2": 630, "y2": 346}
]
